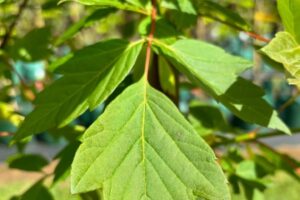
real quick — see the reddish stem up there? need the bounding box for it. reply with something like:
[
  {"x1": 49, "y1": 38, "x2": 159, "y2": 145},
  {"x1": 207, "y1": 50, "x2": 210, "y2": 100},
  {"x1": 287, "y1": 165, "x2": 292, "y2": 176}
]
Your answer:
[
  {"x1": 245, "y1": 31, "x2": 271, "y2": 43},
  {"x1": 144, "y1": 0, "x2": 157, "y2": 79}
]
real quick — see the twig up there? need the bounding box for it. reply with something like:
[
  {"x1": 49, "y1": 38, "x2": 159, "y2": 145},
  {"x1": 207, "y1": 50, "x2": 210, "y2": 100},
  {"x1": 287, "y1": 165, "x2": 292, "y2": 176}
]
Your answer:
[
  {"x1": 144, "y1": 0, "x2": 157, "y2": 79},
  {"x1": 256, "y1": 140, "x2": 300, "y2": 172},
  {"x1": 214, "y1": 128, "x2": 300, "y2": 147},
  {"x1": 278, "y1": 91, "x2": 300, "y2": 113},
  {"x1": 1, "y1": 54, "x2": 27, "y2": 86},
  {"x1": 0, "y1": 0, "x2": 29, "y2": 49},
  {"x1": 0, "y1": 54, "x2": 36, "y2": 100},
  {"x1": 221, "y1": 90, "x2": 300, "y2": 146},
  {"x1": 245, "y1": 31, "x2": 271, "y2": 43}
]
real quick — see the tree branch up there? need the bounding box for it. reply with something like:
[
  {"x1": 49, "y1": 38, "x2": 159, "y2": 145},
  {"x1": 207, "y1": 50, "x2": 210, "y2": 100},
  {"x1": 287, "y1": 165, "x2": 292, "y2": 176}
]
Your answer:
[
  {"x1": 0, "y1": 0, "x2": 29, "y2": 49},
  {"x1": 214, "y1": 128, "x2": 300, "y2": 147}
]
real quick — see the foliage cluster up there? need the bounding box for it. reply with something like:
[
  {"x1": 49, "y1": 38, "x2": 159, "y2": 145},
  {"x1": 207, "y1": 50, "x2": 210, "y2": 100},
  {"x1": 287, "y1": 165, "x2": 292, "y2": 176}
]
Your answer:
[{"x1": 0, "y1": 0, "x2": 300, "y2": 200}]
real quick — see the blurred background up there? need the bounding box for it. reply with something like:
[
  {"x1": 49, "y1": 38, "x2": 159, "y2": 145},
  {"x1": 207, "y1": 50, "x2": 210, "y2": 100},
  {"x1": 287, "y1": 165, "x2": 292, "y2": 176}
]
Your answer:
[{"x1": 0, "y1": 0, "x2": 300, "y2": 199}]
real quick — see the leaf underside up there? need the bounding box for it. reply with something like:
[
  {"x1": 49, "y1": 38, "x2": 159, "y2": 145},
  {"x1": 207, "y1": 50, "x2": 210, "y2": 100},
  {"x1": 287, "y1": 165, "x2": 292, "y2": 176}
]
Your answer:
[{"x1": 71, "y1": 79, "x2": 230, "y2": 200}]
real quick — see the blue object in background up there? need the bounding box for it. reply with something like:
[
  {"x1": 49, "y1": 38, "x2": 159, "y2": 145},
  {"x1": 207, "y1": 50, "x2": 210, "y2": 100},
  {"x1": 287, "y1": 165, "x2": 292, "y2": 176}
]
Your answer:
[{"x1": 13, "y1": 61, "x2": 45, "y2": 83}]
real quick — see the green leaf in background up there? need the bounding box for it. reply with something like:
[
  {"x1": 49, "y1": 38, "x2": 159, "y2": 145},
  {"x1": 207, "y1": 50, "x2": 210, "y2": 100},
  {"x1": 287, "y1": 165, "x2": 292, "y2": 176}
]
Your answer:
[
  {"x1": 9, "y1": 27, "x2": 52, "y2": 61},
  {"x1": 189, "y1": 103, "x2": 229, "y2": 136},
  {"x1": 194, "y1": 0, "x2": 250, "y2": 31},
  {"x1": 168, "y1": 10, "x2": 198, "y2": 30},
  {"x1": 158, "y1": 56, "x2": 177, "y2": 96},
  {"x1": 60, "y1": 0, "x2": 122, "y2": 6},
  {"x1": 161, "y1": 0, "x2": 250, "y2": 31},
  {"x1": 277, "y1": 0, "x2": 300, "y2": 43},
  {"x1": 80, "y1": 190, "x2": 102, "y2": 200},
  {"x1": 218, "y1": 78, "x2": 290, "y2": 134},
  {"x1": 258, "y1": 143, "x2": 300, "y2": 181},
  {"x1": 53, "y1": 141, "x2": 81, "y2": 184},
  {"x1": 261, "y1": 32, "x2": 300, "y2": 88},
  {"x1": 235, "y1": 160, "x2": 258, "y2": 181},
  {"x1": 71, "y1": 78, "x2": 229, "y2": 200},
  {"x1": 14, "y1": 39, "x2": 143, "y2": 141},
  {"x1": 7, "y1": 154, "x2": 49, "y2": 172},
  {"x1": 154, "y1": 39, "x2": 290, "y2": 134},
  {"x1": 19, "y1": 180, "x2": 54, "y2": 200},
  {"x1": 138, "y1": 18, "x2": 180, "y2": 44},
  {"x1": 55, "y1": 8, "x2": 116, "y2": 46},
  {"x1": 61, "y1": 0, "x2": 149, "y2": 15},
  {"x1": 154, "y1": 38, "x2": 251, "y2": 95},
  {"x1": 125, "y1": 0, "x2": 150, "y2": 8},
  {"x1": 161, "y1": 0, "x2": 196, "y2": 14}
]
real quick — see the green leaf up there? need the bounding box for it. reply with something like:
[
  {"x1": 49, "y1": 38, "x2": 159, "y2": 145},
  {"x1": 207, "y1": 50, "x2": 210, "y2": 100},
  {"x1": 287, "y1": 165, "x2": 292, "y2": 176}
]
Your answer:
[
  {"x1": 158, "y1": 56, "x2": 177, "y2": 96},
  {"x1": 9, "y1": 27, "x2": 52, "y2": 61},
  {"x1": 169, "y1": 11, "x2": 198, "y2": 30},
  {"x1": 61, "y1": 0, "x2": 149, "y2": 15},
  {"x1": 80, "y1": 190, "x2": 102, "y2": 200},
  {"x1": 189, "y1": 103, "x2": 229, "y2": 135},
  {"x1": 53, "y1": 141, "x2": 81, "y2": 184},
  {"x1": 218, "y1": 78, "x2": 290, "y2": 134},
  {"x1": 60, "y1": 0, "x2": 122, "y2": 6},
  {"x1": 19, "y1": 180, "x2": 54, "y2": 200},
  {"x1": 261, "y1": 32, "x2": 300, "y2": 88},
  {"x1": 161, "y1": 0, "x2": 196, "y2": 14},
  {"x1": 125, "y1": 0, "x2": 150, "y2": 8},
  {"x1": 7, "y1": 154, "x2": 49, "y2": 172},
  {"x1": 14, "y1": 39, "x2": 143, "y2": 141},
  {"x1": 194, "y1": 0, "x2": 250, "y2": 31},
  {"x1": 55, "y1": 8, "x2": 116, "y2": 46},
  {"x1": 138, "y1": 18, "x2": 180, "y2": 44},
  {"x1": 71, "y1": 78, "x2": 229, "y2": 200},
  {"x1": 161, "y1": 0, "x2": 250, "y2": 31},
  {"x1": 277, "y1": 0, "x2": 300, "y2": 43},
  {"x1": 235, "y1": 160, "x2": 258, "y2": 181},
  {"x1": 154, "y1": 38, "x2": 251, "y2": 95},
  {"x1": 258, "y1": 143, "x2": 300, "y2": 181},
  {"x1": 154, "y1": 39, "x2": 290, "y2": 134}
]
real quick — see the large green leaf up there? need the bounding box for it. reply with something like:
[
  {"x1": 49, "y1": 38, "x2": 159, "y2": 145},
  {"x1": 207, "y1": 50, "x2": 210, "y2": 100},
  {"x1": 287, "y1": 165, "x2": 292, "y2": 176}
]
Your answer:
[
  {"x1": 261, "y1": 32, "x2": 300, "y2": 88},
  {"x1": 154, "y1": 39, "x2": 290, "y2": 134},
  {"x1": 14, "y1": 39, "x2": 143, "y2": 141},
  {"x1": 71, "y1": 78, "x2": 229, "y2": 200},
  {"x1": 277, "y1": 0, "x2": 300, "y2": 43}
]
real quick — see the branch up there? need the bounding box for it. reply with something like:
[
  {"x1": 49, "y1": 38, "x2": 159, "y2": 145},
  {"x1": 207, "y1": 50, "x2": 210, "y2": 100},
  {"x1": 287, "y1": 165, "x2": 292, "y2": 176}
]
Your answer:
[
  {"x1": 0, "y1": 0, "x2": 29, "y2": 49},
  {"x1": 245, "y1": 31, "x2": 271, "y2": 43},
  {"x1": 214, "y1": 128, "x2": 300, "y2": 147},
  {"x1": 278, "y1": 91, "x2": 300, "y2": 113},
  {"x1": 144, "y1": 0, "x2": 157, "y2": 79}
]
